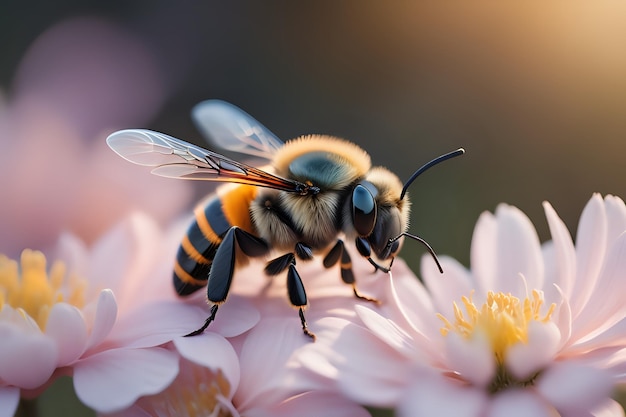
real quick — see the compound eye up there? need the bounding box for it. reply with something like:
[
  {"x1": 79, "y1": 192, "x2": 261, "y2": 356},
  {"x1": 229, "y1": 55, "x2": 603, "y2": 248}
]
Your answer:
[{"x1": 352, "y1": 184, "x2": 377, "y2": 236}]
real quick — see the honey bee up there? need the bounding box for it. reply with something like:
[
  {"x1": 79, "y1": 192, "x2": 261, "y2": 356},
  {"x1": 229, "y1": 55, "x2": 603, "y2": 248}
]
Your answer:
[{"x1": 106, "y1": 100, "x2": 464, "y2": 340}]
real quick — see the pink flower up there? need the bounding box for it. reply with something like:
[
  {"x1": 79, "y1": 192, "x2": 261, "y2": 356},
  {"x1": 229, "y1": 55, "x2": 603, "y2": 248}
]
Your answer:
[
  {"x1": 297, "y1": 194, "x2": 626, "y2": 416},
  {"x1": 0, "y1": 213, "x2": 259, "y2": 415},
  {"x1": 108, "y1": 318, "x2": 370, "y2": 417},
  {"x1": 105, "y1": 234, "x2": 390, "y2": 417},
  {"x1": 0, "y1": 17, "x2": 192, "y2": 256}
]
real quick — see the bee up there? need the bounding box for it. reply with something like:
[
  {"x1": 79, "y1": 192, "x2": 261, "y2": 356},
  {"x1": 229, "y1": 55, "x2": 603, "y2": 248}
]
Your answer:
[{"x1": 106, "y1": 100, "x2": 464, "y2": 340}]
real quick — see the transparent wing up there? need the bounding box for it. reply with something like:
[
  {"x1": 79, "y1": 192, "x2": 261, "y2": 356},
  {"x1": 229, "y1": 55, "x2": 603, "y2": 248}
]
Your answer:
[
  {"x1": 106, "y1": 129, "x2": 315, "y2": 194},
  {"x1": 191, "y1": 99, "x2": 284, "y2": 161}
]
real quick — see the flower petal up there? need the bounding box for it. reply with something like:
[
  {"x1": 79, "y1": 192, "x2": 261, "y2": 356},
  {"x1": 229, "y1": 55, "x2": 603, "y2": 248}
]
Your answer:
[
  {"x1": 471, "y1": 211, "x2": 497, "y2": 292},
  {"x1": 245, "y1": 391, "x2": 370, "y2": 417},
  {"x1": 445, "y1": 331, "x2": 495, "y2": 387},
  {"x1": 73, "y1": 347, "x2": 178, "y2": 413},
  {"x1": 570, "y1": 194, "x2": 607, "y2": 317},
  {"x1": 106, "y1": 300, "x2": 207, "y2": 348},
  {"x1": 0, "y1": 323, "x2": 58, "y2": 389},
  {"x1": 572, "y1": 232, "x2": 626, "y2": 342},
  {"x1": 422, "y1": 254, "x2": 474, "y2": 321},
  {"x1": 492, "y1": 204, "x2": 544, "y2": 295},
  {"x1": 506, "y1": 321, "x2": 561, "y2": 380},
  {"x1": 202, "y1": 295, "x2": 260, "y2": 337},
  {"x1": 84, "y1": 289, "x2": 117, "y2": 352},
  {"x1": 173, "y1": 332, "x2": 240, "y2": 398},
  {"x1": 398, "y1": 373, "x2": 487, "y2": 417},
  {"x1": 590, "y1": 398, "x2": 626, "y2": 417},
  {"x1": 486, "y1": 389, "x2": 555, "y2": 417},
  {"x1": 296, "y1": 318, "x2": 412, "y2": 407},
  {"x1": 543, "y1": 201, "x2": 576, "y2": 303},
  {"x1": 604, "y1": 195, "x2": 626, "y2": 248},
  {"x1": 536, "y1": 361, "x2": 614, "y2": 414},
  {"x1": 0, "y1": 386, "x2": 20, "y2": 417},
  {"x1": 355, "y1": 305, "x2": 420, "y2": 359},
  {"x1": 45, "y1": 302, "x2": 88, "y2": 365}
]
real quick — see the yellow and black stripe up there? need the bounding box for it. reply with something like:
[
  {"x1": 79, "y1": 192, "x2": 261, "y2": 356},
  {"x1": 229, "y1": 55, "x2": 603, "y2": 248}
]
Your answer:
[{"x1": 173, "y1": 185, "x2": 258, "y2": 296}]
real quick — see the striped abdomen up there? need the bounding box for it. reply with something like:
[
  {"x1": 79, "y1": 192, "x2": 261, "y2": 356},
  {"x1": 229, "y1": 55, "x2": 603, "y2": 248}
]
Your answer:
[{"x1": 173, "y1": 185, "x2": 257, "y2": 296}]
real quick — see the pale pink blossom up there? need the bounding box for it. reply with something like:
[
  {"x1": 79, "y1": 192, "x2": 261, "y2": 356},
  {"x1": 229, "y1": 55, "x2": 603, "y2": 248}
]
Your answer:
[
  {"x1": 0, "y1": 17, "x2": 192, "y2": 256},
  {"x1": 298, "y1": 194, "x2": 626, "y2": 417},
  {"x1": 0, "y1": 213, "x2": 259, "y2": 416},
  {"x1": 105, "y1": 237, "x2": 390, "y2": 417},
  {"x1": 107, "y1": 316, "x2": 370, "y2": 417}
]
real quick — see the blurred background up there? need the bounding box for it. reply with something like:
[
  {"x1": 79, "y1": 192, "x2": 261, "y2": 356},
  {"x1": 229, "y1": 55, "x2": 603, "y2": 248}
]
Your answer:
[{"x1": 2, "y1": 1, "x2": 626, "y2": 416}]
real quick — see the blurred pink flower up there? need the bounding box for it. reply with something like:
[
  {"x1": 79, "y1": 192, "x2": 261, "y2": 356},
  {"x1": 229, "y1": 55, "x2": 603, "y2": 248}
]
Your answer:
[
  {"x1": 0, "y1": 17, "x2": 193, "y2": 256},
  {"x1": 0, "y1": 212, "x2": 259, "y2": 415},
  {"x1": 297, "y1": 194, "x2": 626, "y2": 417}
]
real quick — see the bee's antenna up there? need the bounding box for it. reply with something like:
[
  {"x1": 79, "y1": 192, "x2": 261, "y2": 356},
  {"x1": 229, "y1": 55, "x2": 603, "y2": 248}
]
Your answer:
[
  {"x1": 400, "y1": 148, "x2": 465, "y2": 200},
  {"x1": 388, "y1": 232, "x2": 444, "y2": 274}
]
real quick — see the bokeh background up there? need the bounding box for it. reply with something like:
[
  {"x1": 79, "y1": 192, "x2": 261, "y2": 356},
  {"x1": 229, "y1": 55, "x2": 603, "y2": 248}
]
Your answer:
[{"x1": 2, "y1": 1, "x2": 626, "y2": 416}]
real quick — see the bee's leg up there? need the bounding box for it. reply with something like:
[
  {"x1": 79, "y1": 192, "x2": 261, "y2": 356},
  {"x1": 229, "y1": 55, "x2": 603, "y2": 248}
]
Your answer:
[
  {"x1": 355, "y1": 237, "x2": 392, "y2": 273},
  {"x1": 287, "y1": 264, "x2": 316, "y2": 340},
  {"x1": 265, "y1": 244, "x2": 316, "y2": 340},
  {"x1": 185, "y1": 226, "x2": 269, "y2": 337},
  {"x1": 323, "y1": 239, "x2": 380, "y2": 304}
]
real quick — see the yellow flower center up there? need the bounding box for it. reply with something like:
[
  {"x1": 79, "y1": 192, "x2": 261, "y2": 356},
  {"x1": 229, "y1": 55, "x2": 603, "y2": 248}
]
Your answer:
[
  {"x1": 148, "y1": 367, "x2": 233, "y2": 417},
  {"x1": 0, "y1": 249, "x2": 86, "y2": 330},
  {"x1": 438, "y1": 290, "x2": 555, "y2": 364}
]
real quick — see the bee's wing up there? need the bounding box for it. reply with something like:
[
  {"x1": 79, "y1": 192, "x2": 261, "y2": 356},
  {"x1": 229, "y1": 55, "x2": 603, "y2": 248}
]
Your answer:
[
  {"x1": 191, "y1": 99, "x2": 284, "y2": 161},
  {"x1": 106, "y1": 129, "x2": 310, "y2": 193}
]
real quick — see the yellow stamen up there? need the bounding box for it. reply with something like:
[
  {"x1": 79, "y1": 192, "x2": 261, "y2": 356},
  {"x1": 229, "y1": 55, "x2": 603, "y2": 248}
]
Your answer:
[
  {"x1": 438, "y1": 290, "x2": 555, "y2": 364},
  {"x1": 0, "y1": 250, "x2": 86, "y2": 330},
  {"x1": 149, "y1": 367, "x2": 233, "y2": 417}
]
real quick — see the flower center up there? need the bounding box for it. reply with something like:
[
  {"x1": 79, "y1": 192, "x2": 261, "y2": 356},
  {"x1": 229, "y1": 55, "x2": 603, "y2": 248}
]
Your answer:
[
  {"x1": 148, "y1": 366, "x2": 234, "y2": 417},
  {"x1": 0, "y1": 249, "x2": 86, "y2": 330},
  {"x1": 438, "y1": 290, "x2": 555, "y2": 364}
]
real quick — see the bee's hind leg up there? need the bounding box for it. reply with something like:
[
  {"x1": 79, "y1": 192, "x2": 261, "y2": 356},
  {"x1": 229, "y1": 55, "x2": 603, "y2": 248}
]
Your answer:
[
  {"x1": 323, "y1": 239, "x2": 380, "y2": 304},
  {"x1": 185, "y1": 226, "x2": 269, "y2": 337}
]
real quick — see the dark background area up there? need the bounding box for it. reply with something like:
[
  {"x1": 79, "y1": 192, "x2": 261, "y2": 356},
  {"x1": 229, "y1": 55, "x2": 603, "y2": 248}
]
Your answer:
[{"x1": 3, "y1": 2, "x2": 626, "y2": 416}]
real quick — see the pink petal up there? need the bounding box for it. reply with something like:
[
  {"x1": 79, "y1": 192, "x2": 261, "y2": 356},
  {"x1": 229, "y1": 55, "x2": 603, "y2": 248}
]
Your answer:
[
  {"x1": 73, "y1": 347, "x2": 178, "y2": 413},
  {"x1": 354, "y1": 305, "x2": 419, "y2": 359},
  {"x1": 0, "y1": 324, "x2": 58, "y2": 389},
  {"x1": 45, "y1": 303, "x2": 88, "y2": 365},
  {"x1": 398, "y1": 373, "x2": 487, "y2": 417},
  {"x1": 486, "y1": 389, "x2": 555, "y2": 417},
  {"x1": 0, "y1": 386, "x2": 20, "y2": 417},
  {"x1": 297, "y1": 319, "x2": 413, "y2": 407},
  {"x1": 506, "y1": 321, "x2": 561, "y2": 380},
  {"x1": 85, "y1": 289, "x2": 118, "y2": 352},
  {"x1": 570, "y1": 194, "x2": 607, "y2": 317},
  {"x1": 536, "y1": 362, "x2": 614, "y2": 414},
  {"x1": 422, "y1": 254, "x2": 474, "y2": 321},
  {"x1": 572, "y1": 232, "x2": 626, "y2": 342},
  {"x1": 589, "y1": 398, "x2": 626, "y2": 417},
  {"x1": 543, "y1": 201, "x2": 576, "y2": 303},
  {"x1": 173, "y1": 332, "x2": 240, "y2": 397},
  {"x1": 491, "y1": 204, "x2": 544, "y2": 296},
  {"x1": 386, "y1": 267, "x2": 440, "y2": 341},
  {"x1": 445, "y1": 331, "x2": 495, "y2": 387},
  {"x1": 604, "y1": 195, "x2": 626, "y2": 248},
  {"x1": 246, "y1": 391, "x2": 370, "y2": 417},
  {"x1": 106, "y1": 301, "x2": 207, "y2": 349},
  {"x1": 471, "y1": 211, "x2": 498, "y2": 291},
  {"x1": 235, "y1": 318, "x2": 327, "y2": 409},
  {"x1": 201, "y1": 295, "x2": 260, "y2": 337}
]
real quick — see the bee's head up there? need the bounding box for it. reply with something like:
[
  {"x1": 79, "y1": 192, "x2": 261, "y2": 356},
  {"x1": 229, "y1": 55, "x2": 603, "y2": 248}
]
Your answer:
[
  {"x1": 348, "y1": 148, "x2": 465, "y2": 273},
  {"x1": 348, "y1": 168, "x2": 408, "y2": 261}
]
